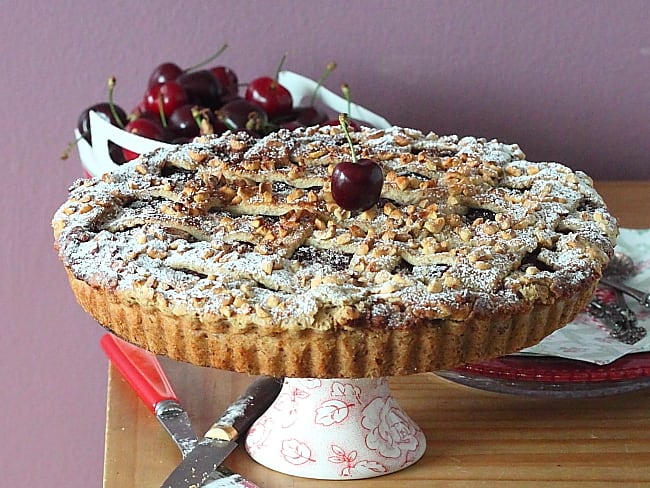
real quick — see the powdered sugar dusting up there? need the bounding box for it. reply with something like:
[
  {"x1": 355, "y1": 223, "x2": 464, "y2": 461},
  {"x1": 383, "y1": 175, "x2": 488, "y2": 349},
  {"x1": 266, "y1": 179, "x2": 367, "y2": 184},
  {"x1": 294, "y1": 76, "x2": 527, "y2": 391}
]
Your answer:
[{"x1": 53, "y1": 125, "x2": 618, "y2": 334}]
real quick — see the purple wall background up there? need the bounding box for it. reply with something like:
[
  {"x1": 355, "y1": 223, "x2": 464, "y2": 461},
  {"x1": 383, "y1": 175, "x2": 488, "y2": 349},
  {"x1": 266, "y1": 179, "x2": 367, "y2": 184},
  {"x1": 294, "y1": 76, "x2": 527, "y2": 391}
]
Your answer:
[{"x1": 1, "y1": 1, "x2": 648, "y2": 486}]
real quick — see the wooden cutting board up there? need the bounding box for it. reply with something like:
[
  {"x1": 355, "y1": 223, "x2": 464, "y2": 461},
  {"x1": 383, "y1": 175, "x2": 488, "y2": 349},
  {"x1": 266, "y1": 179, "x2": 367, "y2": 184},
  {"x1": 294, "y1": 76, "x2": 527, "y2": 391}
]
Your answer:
[
  {"x1": 104, "y1": 181, "x2": 650, "y2": 487},
  {"x1": 104, "y1": 359, "x2": 650, "y2": 487}
]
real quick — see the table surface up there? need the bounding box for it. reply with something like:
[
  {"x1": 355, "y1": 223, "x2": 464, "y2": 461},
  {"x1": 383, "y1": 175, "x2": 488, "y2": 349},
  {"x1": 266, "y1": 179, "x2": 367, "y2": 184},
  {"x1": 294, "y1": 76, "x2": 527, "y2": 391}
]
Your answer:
[{"x1": 103, "y1": 181, "x2": 650, "y2": 487}]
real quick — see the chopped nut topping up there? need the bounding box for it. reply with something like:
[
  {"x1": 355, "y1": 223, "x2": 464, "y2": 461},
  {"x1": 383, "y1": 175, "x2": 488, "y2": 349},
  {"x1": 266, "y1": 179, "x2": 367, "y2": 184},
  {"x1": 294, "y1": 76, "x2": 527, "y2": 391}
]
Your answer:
[{"x1": 53, "y1": 123, "x2": 616, "y2": 379}]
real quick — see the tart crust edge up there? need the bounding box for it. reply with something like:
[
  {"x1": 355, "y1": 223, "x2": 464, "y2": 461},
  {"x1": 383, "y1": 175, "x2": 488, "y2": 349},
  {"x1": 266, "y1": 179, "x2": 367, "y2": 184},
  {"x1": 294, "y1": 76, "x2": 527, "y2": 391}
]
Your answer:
[{"x1": 65, "y1": 267, "x2": 596, "y2": 378}]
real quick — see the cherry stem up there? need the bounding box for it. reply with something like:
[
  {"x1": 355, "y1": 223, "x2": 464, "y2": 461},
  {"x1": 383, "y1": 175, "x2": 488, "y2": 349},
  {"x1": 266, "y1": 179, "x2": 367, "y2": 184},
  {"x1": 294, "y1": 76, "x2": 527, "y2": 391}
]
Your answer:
[
  {"x1": 341, "y1": 83, "x2": 352, "y2": 119},
  {"x1": 60, "y1": 133, "x2": 85, "y2": 160},
  {"x1": 157, "y1": 94, "x2": 167, "y2": 128},
  {"x1": 309, "y1": 61, "x2": 336, "y2": 106},
  {"x1": 338, "y1": 113, "x2": 357, "y2": 163},
  {"x1": 184, "y1": 42, "x2": 229, "y2": 72},
  {"x1": 273, "y1": 53, "x2": 288, "y2": 84},
  {"x1": 192, "y1": 107, "x2": 211, "y2": 134},
  {"x1": 107, "y1": 77, "x2": 125, "y2": 129},
  {"x1": 216, "y1": 111, "x2": 238, "y2": 132}
]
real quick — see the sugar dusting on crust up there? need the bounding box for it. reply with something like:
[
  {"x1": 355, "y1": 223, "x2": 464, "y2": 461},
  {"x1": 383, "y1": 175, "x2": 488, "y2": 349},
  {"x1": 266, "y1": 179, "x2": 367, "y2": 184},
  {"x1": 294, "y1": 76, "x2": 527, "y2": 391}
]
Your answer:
[{"x1": 53, "y1": 125, "x2": 618, "y2": 334}]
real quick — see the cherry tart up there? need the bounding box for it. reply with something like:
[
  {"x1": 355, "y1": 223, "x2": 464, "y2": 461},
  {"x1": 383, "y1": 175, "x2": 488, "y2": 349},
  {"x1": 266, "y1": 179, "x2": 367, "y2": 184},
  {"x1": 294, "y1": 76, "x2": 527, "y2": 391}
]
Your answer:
[{"x1": 53, "y1": 125, "x2": 618, "y2": 378}]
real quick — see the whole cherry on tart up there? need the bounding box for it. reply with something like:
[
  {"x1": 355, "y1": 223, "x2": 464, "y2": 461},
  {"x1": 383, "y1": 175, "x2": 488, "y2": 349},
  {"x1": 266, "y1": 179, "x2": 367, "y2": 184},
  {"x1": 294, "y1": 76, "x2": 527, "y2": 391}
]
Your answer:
[
  {"x1": 245, "y1": 54, "x2": 293, "y2": 120},
  {"x1": 331, "y1": 114, "x2": 384, "y2": 211}
]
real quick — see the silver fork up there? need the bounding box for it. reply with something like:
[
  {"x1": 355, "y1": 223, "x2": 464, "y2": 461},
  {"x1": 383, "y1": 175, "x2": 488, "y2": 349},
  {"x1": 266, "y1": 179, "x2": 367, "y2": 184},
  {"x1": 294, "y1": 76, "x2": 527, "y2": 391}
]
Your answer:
[
  {"x1": 599, "y1": 276, "x2": 650, "y2": 309},
  {"x1": 589, "y1": 253, "x2": 647, "y2": 345}
]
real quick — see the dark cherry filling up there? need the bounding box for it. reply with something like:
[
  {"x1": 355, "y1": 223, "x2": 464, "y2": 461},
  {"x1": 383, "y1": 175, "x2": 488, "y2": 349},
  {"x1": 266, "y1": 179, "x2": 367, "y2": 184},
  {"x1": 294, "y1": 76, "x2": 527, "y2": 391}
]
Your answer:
[
  {"x1": 178, "y1": 268, "x2": 208, "y2": 279},
  {"x1": 519, "y1": 249, "x2": 555, "y2": 273},
  {"x1": 464, "y1": 207, "x2": 496, "y2": 224},
  {"x1": 411, "y1": 147, "x2": 455, "y2": 158},
  {"x1": 160, "y1": 164, "x2": 195, "y2": 178},
  {"x1": 393, "y1": 260, "x2": 414, "y2": 275},
  {"x1": 397, "y1": 171, "x2": 428, "y2": 182},
  {"x1": 271, "y1": 181, "x2": 293, "y2": 193},
  {"x1": 293, "y1": 246, "x2": 351, "y2": 271},
  {"x1": 577, "y1": 198, "x2": 599, "y2": 212},
  {"x1": 233, "y1": 241, "x2": 254, "y2": 253},
  {"x1": 164, "y1": 227, "x2": 200, "y2": 243}
]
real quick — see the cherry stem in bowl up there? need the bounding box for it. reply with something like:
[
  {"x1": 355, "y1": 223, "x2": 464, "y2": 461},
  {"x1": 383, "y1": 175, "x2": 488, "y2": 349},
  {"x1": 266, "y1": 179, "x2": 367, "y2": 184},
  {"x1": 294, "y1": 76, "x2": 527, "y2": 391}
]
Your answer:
[
  {"x1": 341, "y1": 83, "x2": 353, "y2": 119},
  {"x1": 184, "y1": 42, "x2": 229, "y2": 73},
  {"x1": 107, "y1": 77, "x2": 125, "y2": 129},
  {"x1": 273, "y1": 53, "x2": 288, "y2": 84},
  {"x1": 157, "y1": 94, "x2": 168, "y2": 128},
  {"x1": 309, "y1": 61, "x2": 337, "y2": 106}
]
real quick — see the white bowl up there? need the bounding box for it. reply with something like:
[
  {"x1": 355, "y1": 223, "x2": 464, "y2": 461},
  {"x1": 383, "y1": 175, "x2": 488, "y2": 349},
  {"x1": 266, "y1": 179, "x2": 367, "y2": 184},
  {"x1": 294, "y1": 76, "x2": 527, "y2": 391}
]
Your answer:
[{"x1": 77, "y1": 71, "x2": 391, "y2": 178}]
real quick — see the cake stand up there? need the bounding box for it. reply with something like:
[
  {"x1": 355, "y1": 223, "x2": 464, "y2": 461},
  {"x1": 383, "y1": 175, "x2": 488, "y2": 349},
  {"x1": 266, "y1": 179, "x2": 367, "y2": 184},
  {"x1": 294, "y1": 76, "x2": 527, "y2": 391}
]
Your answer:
[{"x1": 244, "y1": 376, "x2": 426, "y2": 480}]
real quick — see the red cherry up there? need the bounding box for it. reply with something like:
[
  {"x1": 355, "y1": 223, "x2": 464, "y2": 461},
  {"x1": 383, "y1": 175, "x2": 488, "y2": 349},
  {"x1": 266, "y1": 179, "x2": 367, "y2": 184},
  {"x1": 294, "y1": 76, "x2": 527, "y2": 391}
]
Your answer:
[
  {"x1": 330, "y1": 113, "x2": 384, "y2": 210},
  {"x1": 217, "y1": 98, "x2": 268, "y2": 134},
  {"x1": 142, "y1": 81, "x2": 188, "y2": 118},
  {"x1": 77, "y1": 102, "x2": 127, "y2": 144},
  {"x1": 280, "y1": 120, "x2": 303, "y2": 130},
  {"x1": 331, "y1": 159, "x2": 384, "y2": 211},
  {"x1": 147, "y1": 62, "x2": 183, "y2": 87},
  {"x1": 210, "y1": 66, "x2": 239, "y2": 100},
  {"x1": 168, "y1": 104, "x2": 201, "y2": 139},
  {"x1": 121, "y1": 118, "x2": 165, "y2": 161},
  {"x1": 177, "y1": 69, "x2": 223, "y2": 109},
  {"x1": 293, "y1": 106, "x2": 328, "y2": 126},
  {"x1": 245, "y1": 76, "x2": 293, "y2": 120},
  {"x1": 293, "y1": 61, "x2": 335, "y2": 127}
]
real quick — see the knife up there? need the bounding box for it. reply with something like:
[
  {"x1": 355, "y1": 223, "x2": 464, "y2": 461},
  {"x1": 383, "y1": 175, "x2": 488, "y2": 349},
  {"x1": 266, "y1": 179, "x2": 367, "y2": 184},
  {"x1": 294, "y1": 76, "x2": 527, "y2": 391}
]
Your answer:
[
  {"x1": 100, "y1": 333, "x2": 198, "y2": 457},
  {"x1": 100, "y1": 333, "x2": 283, "y2": 487},
  {"x1": 161, "y1": 374, "x2": 283, "y2": 488}
]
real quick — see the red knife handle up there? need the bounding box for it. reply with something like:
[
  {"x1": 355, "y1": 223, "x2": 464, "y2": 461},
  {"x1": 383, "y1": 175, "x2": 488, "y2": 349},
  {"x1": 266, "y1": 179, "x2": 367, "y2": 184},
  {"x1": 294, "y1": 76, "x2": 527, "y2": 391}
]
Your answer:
[
  {"x1": 205, "y1": 376, "x2": 284, "y2": 441},
  {"x1": 100, "y1": 333, "x2": 178, "y2": 414}
]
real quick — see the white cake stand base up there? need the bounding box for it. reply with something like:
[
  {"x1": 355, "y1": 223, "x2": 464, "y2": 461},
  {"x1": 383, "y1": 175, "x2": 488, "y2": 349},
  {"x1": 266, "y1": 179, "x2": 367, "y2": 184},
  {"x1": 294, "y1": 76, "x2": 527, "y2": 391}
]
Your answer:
[{"x1": 245, "y1": 377, "x2": 426, "y2": 480}]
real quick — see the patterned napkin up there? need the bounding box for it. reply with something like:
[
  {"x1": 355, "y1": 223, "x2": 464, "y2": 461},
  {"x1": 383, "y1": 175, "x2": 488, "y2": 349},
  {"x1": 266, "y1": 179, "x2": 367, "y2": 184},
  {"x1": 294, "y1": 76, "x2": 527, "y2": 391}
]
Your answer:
[{"x1": 520, "y1": 228, "x2": 650, "y2": 364}]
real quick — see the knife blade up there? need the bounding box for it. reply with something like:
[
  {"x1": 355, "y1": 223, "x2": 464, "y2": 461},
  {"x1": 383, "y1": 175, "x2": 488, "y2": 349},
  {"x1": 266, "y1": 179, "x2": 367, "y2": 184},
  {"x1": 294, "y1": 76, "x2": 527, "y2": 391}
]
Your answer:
[
  {"x1": 161, "y1": 375, "x2": 283, "y2": 488},
  {"x1": 100, "y1": 333, "x2": 198, "y2": 457}
]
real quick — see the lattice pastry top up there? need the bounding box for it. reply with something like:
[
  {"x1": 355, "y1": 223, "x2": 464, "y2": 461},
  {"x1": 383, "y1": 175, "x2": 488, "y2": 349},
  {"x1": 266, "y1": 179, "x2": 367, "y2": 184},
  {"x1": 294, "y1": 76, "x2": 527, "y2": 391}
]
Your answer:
[{"x1": 53, "y1": 125, "x2": 618, "y2": 376}]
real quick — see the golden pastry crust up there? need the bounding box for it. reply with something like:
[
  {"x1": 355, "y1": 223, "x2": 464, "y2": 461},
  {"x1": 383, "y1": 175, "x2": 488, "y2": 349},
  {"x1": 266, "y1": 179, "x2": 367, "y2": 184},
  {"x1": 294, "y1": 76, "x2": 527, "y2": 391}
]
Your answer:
[{"x1": 53, "y1": 125, "x2": 618, "y2": 377}]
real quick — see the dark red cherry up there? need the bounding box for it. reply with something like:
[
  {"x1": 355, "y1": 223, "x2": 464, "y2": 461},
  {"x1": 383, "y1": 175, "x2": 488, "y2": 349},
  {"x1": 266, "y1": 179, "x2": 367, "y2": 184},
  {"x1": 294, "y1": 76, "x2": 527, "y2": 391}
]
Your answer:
[
  {"x1": 196, "y1": 108, "x2": 229, "y2": 135},
  {"x1": 293, "y1": 106, "x2": 328, "y2": 126},
  {"x1": 210, "y1": 66, "x2": 239, "y2": 101},
  {"x1": 245, "y1": 76, "x2": 293, "y2": 120},
  {"x1": 77, "y1": 102, "x2": 127, "y2": 143},
  {"x1": 108, "y1": 141, "x2": 127, "y2": 165},
  {"x1": 280, "y1": 120, "x2": 303, "y2": 130},
  {"x1": 177, "y1": 70, "x2": 223, "y2": 109},
  {"x1": 292, "y1": 61, "x2": 335, "y2": 127},
  {"x1": 330, "y1": 113, "x2": 384, "y2": 210},
  {"x1": 147, "y1": 62, "x2": 183, "y2": 87},
  {"x1": 217, "y1": 98, "x2": 268, "y2": 134},
  {"x1": 142, "y1": 81, "x2": 188, "y2": 118},
  {"x1": 331, "y1": 159, "x2": 384, "y2": 211},
  {"x1": 121, "y1": 118, "x2": 165, "y2": 161},
  {"x1": 168, "y1": 104, "x2": 201, "y2": 139}
]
